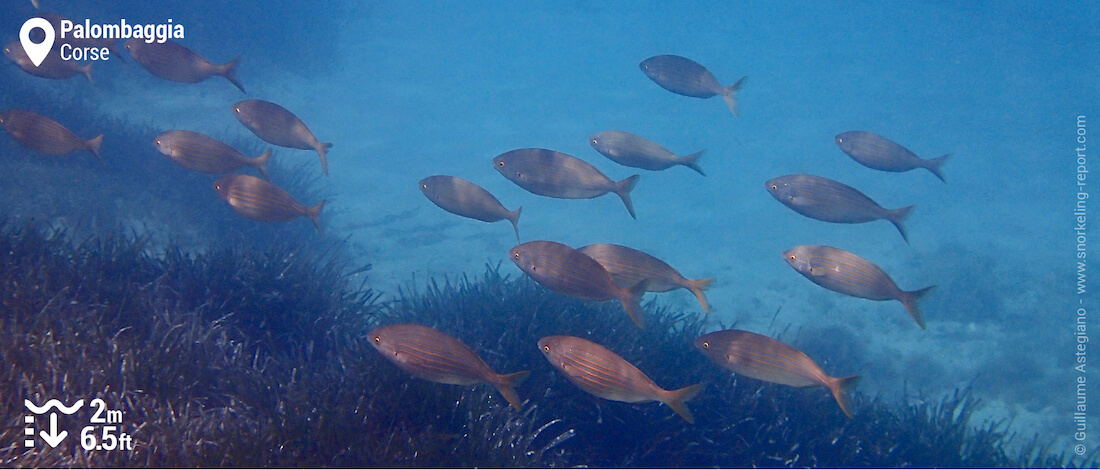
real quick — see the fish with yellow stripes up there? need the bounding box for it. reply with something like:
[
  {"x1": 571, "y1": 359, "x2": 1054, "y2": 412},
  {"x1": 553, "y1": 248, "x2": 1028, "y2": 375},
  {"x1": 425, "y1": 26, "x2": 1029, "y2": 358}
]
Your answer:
[
  {"x1": 694, "y1": 329, "x2": 860, "y2": 418},
  {"x1": 783, "y1": 245, "x2": 935, "y2": 329},
  {"x1": 419, "y1": 175, "x2": 521, "y2": 241},
  {"x1": 212, "y1": 174, "x2": 324, "y2": 236},
  {"x1": 233, "y1": 99, "x2": 332, "y2": 176},
  {"x1": 579, "y1": 243, "x2": 715, "y2": 313},
  {"x1": 510, "y1": 240, "x2": 650, "y2": 328},
  {"x1": 589, "y1": 130, "x2": 706, "y2": 176},
  {"x1": 0, "y1": 109, "x2": 102, "y2": 161},
  {"x1": 369, "y1": 324, "x2": 530, "y2": 410},
  {"x1": 493, "y1": 148, "x2": 640, "y2": 219},
  {"x1": 766, "y1": 174, "x2": 914, "y2": 244},
  {"x1": 4, "y1": 41, "x2": 92, "y2": 82},
  {"x1": 125, "y1": 39, "x2": 244, "y2": 93},
  {"x1": 539, "y1": 335, "x2": 703, "y2": 423},
  {"x1": 155, "y1": 130, "x2": 271, "y2": 179}
]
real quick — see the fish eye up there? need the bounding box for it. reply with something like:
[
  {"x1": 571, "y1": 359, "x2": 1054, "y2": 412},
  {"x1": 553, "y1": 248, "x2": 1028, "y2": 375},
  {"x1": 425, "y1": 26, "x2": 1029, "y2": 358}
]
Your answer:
[
  {"x1": 373, "y1": 336, "x2": 381, "y2": 343},
  {"x1": 420, "y1": 183, "x2": 427, "y2": 189},
  {"x1": 591, "y1": 139, "x2": 598, "y2": 145},
  {"x1": 770, "y1": 184, "x2": 777, "y2": 190},
  {"x1": 701, "y1": 341, "x2": 710, "y2": 349},
  {"x1": 788, "y1": 254, "x2": 797, "y2": 260},
  {"x1": 496, "y1": 160, "x2": 505, "y2": 168},
  {"x1": 542, "y1": 345, "x2": 550, "y2": 352},
  {"x1": 836, "y1": 137, "x2": 843, "y2": 143},
  {"x1": 234, "y1": 107, "x2": 241, "y2": 113},
  {"x1": 512, "y1": 252, "x2": 520, "y2": 260}
]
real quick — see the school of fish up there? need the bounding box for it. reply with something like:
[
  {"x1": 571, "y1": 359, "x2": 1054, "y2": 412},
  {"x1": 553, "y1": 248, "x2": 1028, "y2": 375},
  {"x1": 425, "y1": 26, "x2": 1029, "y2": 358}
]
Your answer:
[{"x1": 2, "y1": 5, "x2": 951, "y2": 427}]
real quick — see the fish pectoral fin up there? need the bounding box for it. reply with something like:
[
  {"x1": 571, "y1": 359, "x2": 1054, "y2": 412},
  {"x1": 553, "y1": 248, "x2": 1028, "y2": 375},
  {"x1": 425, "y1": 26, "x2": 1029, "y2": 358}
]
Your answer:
[{"x1": 807, "y1": 266, "x2": 829, "y2": 277}]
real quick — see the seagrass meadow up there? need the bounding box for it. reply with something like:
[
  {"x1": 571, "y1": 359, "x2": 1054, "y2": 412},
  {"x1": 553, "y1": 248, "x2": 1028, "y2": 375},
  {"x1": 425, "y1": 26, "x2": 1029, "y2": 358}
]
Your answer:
[{"x1": 0, "y1": 218, "x2": 1090, "y2": 467}]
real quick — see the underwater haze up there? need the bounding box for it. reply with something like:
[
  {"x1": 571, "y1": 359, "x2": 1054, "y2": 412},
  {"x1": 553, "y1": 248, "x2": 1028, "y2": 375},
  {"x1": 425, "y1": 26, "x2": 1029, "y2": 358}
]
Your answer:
[{"x1": 1, "y1": 0, "x2": 1097, "y2": 467}]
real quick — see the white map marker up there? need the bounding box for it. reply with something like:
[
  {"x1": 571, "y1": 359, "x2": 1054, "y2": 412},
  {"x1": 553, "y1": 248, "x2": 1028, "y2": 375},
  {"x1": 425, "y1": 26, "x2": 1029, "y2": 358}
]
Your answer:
[{"x1": 20, "y1": 17, "x2": 55, "y2": 67}]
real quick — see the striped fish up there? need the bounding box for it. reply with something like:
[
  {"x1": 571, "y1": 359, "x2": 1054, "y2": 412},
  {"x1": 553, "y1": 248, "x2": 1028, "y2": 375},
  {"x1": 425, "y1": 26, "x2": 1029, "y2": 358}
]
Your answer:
[
  {"x1": 212, "y1": 174, "x2": 324, "y2": 236},
  {"x1": 510, "y1": 240, "x2": 650, "y2": 328},
  {"x1": 766, "y1": 174, "x2": 914, "y2": 243},
  {"x1": 835, "y1": 131, "x2": 950, "y2": 183},
  {"x1": 492, "y1": 148, "x2": 640, "y2": 219},
  {"x1": 0, "y1": 109, "x2": 102, "y2": 161},
  {"x1": 539, "y1": 335, "x2": 703, "y2": 423},
  {"x1": 233, "y1": 99, "x2": 332, "y2": 177},
  {"x1": 419, "y1": 175, "x2": 521, "y2": 241},
  {"x1": 155, "y1": 130, "x2": 271, "y2": 179},
  {"x1": 694, "y1": 329, "x2": 860, "y2": 418},
  {"x1": 639, "y1": 54, "x2": 747, "y2": 116},
  {"x1": 783, "y1": 245, "x2": 934, "y2": 329},
  {"x1": 124, "y1": 39, "x2": 244, "y2": 93},
  {"x1": 4, "y1": 41, "x2": 92, "y2": 82},
  {"x1": 369, "y1": 324, "x2": 530, "y2": 410},
  {"x1": 579, "y1": 243, "x2": 715, "y2": 313},
  {"x1": 589, "y1": 130, "x2": 705, "y2": 176}
]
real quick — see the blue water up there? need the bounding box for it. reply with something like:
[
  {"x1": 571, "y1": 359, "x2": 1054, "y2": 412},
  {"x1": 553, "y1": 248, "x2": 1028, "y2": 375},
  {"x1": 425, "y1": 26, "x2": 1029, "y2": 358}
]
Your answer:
[{"x1": 2, "y1": 0, "x2": 1098, "y2": 464}]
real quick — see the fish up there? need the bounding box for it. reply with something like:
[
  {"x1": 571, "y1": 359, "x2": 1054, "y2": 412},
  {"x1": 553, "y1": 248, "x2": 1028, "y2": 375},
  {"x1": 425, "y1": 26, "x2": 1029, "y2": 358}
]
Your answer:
[
  {"x1": 0, "y1": 109, "x2": 102, "y2": 161},
  {"x1": 212, "y1": 174, "x2": 324, "y2": 236},
  {"x1": 835, "y1": 131, "x2": 950, "y2": 183},
  {"x1": 538, "y1": 335, "x2": 703, "y2": 423},
  {"x1": 419, "y1": 175, "x2": 521, "y2": 241},
  {"x1": 510, "y1": 240, "x2": 649, "y2": 328},
  {"x1": 782, "y1": 245, "x2": 935, "y2": 329},
  {"x1": 639, "y1": 54, "x2": 747, "y2": 116},
  {"x1": 155, "y1": 130, "x2": 271, "y2": 179},
  {"x1": 589, "y1": 130, "x2": 705, "y2": 176},
  {"x1": 233, "y1": 99, "x2": 332, "y2": 177},
  {"x1": 492, "y1": 148, "x2": 639, "y2": 219},
  {"x1": 579, "y1": 243, "x2": 715, "y2": 313},
  {"x1": 39, "y1": 13, "x2": 126, "y2": 62},
  {"x1": 124, "y1": 39, "x2": 244, "y2": 93},
  {"x1": 694, "y1": 329, "x2": 861, "y2": 418},
  {"x1": 765, "y1": 174, "x2": 914, "y2": 243},
  {"x1": 369, "y1": 324, "x2": 530, "y2": 410},
  {"x1": 4, "y1": 40, "x2": 92, "y2": 82}
]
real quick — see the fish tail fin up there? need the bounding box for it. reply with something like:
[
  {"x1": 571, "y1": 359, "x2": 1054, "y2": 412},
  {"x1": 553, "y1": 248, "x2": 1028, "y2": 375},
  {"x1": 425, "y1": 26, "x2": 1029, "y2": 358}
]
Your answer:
[
  {"x1": 81, "y1": 63, "x2": 93, "y2": 83},
  {"x1": 927, "y1": 153, "x2": 951, "y2": 183},
  {"x1": 619, "y1": 278, "x2": 650, "y2": 328},
  {"x1": 495, "y1": 370, "x2": 531, "y2": 410},
  {"x1": 900, "y1": 285, "x2": 936, "y2": 329},
  {"x1": 253, "y1": 148, "x2": 273, "y2": 180},
  {"x1": 722, "y1": 75, "x2": 747, "y2": 117},
  {"x1": 307, "y1": 200, "x2": 325, "y2": 237},
  {"x1": 829, "y1": 375, "x2": 862, "y2": 418},
  {"x1": 32, "y1": 0, "x2": 40, "y2": 8},
  {"x1": 614, "y1": 174, "x2": 640, "y2": 219},
  {"x1": 86, "y1": 134, "x2": 104, "y2": 163},
  {"x1": 317, "y1": 142, "x2": 333, "y2": 177},
  {"x1": 680, "y1": 149, "x2": 706, "y2": 176},
  {"x1": 508, "y1": 206, "x2": 522, "y2": 242},
  {"x1": 688, "y1": 277, "x2": 716, "y2": 313},
  {"x1": 889, "y1": 205, "x2": 915, "y2": 244},
  {"x1": 221, "y1": 56, "x2": 246, "y2": 93},
  {"x1": 662, "y1": 383, "x2": 704, "y2": 424},
  {"x1": 108, "y1": 39, "x2": 126, "y2": 63}
]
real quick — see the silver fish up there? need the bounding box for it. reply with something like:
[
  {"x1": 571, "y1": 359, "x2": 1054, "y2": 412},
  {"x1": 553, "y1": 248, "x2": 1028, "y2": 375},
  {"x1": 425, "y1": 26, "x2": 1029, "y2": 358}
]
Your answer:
[
  {"x1": 766, "y1": 174, "x2": 914, "y2": 243},
  {"x1": 510, "y1": 240, "x2": 649, "y2": 328},
  {"x1": 233, "y1": 99, "x2": 332, "y2": 177},
  {"x1": 589, "y1": 130, "x2": 705, "y2": 176},
  {"x1": 370, "y1": 324, "x2": 530, "y2": 410},
  {"x1": 640, "y1": 54, "x2": 746, "y2": 116},
  {"x1": 695, "y1": 329, "x2": 860, "y2": 418},
  {"x1": 4, "y1": 40, "x2": 91, "y2": 82},
  {"x1": 125, "y1": 39, "x2": 243, "y2": 93},
  {"x1": 835, "y1": 131, "x2": 950, "y2": 182},
  {"x1": 0, "y1": 109, "x2": 101, "y2": 161},
  {"x1": 783, "y1": 245, "x2": 934, "y2": 328},
  {"x1": 539, "y1": 335, "x2": 703, "y2": 423},
  {"x1": 419, "y1": 175, "x2": 521, "y2": 241},
  {"x1": 155, "y1": 130, "x2": 271, "y2": 179},
  {"x1": 493, "y1": 148, "x2": 639, "y2": 219},
  {"x1": 579, "y1": 243, "x2": 714, "y2": 313},
  {"x1": 212, "y1": 174, "x2": 324, "y2": 236}
]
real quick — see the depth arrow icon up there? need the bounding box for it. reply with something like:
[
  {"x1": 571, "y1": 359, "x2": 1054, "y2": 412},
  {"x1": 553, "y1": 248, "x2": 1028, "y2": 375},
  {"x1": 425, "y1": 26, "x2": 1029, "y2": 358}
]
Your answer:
[{"x1": 40, "y1": 413, "x2": 67, "y2": 448}]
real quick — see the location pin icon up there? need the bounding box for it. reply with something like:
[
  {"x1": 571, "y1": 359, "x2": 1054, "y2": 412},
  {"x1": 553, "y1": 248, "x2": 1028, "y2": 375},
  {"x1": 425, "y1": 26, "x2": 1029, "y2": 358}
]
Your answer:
[{"x1": 20, "y1": 17, "x2": 55, "y2": 67}]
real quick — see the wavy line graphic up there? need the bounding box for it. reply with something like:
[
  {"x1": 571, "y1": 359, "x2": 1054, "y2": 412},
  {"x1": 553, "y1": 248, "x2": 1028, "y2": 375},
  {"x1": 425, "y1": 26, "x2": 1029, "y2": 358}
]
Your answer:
[{"x1": 25, "y1": 399, "x2": 84, "y2": 415}]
